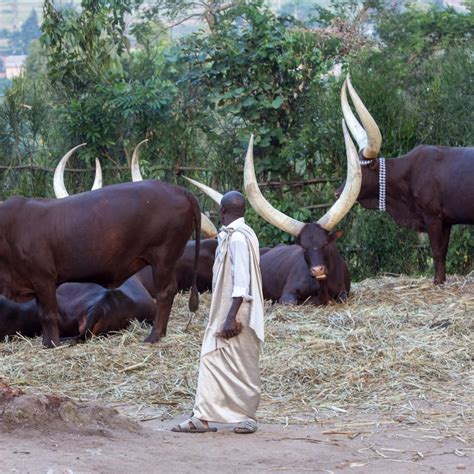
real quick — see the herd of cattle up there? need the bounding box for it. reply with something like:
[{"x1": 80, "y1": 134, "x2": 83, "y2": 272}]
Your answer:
[{"x1": 0, "y1": 77, "x2": 472, "y2": 348}]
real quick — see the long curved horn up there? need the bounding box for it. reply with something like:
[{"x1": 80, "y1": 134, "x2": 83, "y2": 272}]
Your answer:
[
  {"x1": 91, "y1": 158, "x2": 103, "y2": 190},
  {"x1": 180, "y1": 176, "x2": 221, "y2": 237},
  {"x1": 341, "y1": 78, "x2": 367, "y2": 151},
  {"x1": 183, "y1": 176, "x2": 223, "y2": 206},
  {"x1": 131, "y1": 139, "x2": 149, "y2": 182},
  {"x1": 317, "y1": 120, "x2": 361, "y2": 231},
  {"x1": 201, "y1": 213, "x2": 218, "y2": 238},
  {"x1": 53, "y1": 143, "x2": 87, "y2": 198},
  {"x1": 244, "y1": 134, "x2": 305, "y2": 237},
  {"x1": 346, "y1": 76, "x2": 382, "y2": 159}
]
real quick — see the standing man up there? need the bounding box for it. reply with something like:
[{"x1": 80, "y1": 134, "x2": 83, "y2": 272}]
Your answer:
[{"x1": 172, "y1": 191, "x2": 264, "y2": 434}]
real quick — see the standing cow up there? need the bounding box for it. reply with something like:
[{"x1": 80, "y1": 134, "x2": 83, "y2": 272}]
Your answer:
[
  {"x1": 0, "y1": 157, "x2": 201, "y2": 347},
  {"x1": 57, "y1": 141, "x2": 219, "y2": 298},
  {"x1": 340, "y1": 76, "x2": 474, "y2": 283}
]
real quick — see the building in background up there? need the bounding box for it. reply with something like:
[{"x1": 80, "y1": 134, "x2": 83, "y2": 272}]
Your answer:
[{"x1": 4, "y1": 54, "x2": 26, "y2": 79}]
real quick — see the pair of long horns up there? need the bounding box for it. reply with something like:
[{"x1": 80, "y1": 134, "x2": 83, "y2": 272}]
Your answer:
[
  {"x1": 53, "y1": 143, "x2": 102, "y2": 198},
  {"x1": 184, "y1": 127, "x2": 361, "y2": 236},
  {"x1": 340, "y1": 75, "x2": 382, "y2": 159},
  {"x1": 53, "y1": 142, "x2": 148, "y2": 198},
  {"x1": 245, "y1": 127, "x2": 361, "y2": 235}
]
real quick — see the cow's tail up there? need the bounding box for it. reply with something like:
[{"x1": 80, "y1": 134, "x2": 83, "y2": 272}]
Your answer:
[{"x1": 188, "y1": 194, "x2": 201, "y2": 312}]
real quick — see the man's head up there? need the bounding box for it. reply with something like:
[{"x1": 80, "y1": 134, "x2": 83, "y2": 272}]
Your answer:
[{"x1": 220, "y1": 191, "x2": 245, "y2": 226}]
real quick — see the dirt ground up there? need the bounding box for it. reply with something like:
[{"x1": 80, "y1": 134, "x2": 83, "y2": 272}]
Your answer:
[
  {"x1": 1, "y1": 395, "x2": 472, "y2": 473},
  {"x1": 1, "y1": 418, "x2": 472, "y2": 473}
]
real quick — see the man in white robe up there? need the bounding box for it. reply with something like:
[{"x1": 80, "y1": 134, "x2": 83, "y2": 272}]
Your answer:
[{"x1": 172, "y1": 191, "x2": 264, "y2": 434}]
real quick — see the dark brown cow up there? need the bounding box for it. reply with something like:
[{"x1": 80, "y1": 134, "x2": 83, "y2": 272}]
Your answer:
[
  {"x1": 0, "y1": 179, "x2": 201, "y2": 347},
  {"x1": 340, "y1": 76, "x2": 474, "y2": 283},
  {"x1": 260, "y1": 240, "x2": 348, "y2": 305},
  {"x1": 0, "y1": 297, "x2": 41, "y2": 339},
  {"x1": 0, "y1": 276, "x2": 156, "y2": 341},
  {"x1": 57, "y1": 141, "x2": 218, "y2": 303},
  {"x1": 244, "y1": 130, "x2": 359, "y2": 305},
  {"x1": 136, "y1": 239, "x2": 218, "y2": 295}
]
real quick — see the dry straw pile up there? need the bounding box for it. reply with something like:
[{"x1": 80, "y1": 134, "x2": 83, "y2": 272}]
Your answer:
[{"x1": 0, "y1": 274, "x2": 472, "y2": 437}]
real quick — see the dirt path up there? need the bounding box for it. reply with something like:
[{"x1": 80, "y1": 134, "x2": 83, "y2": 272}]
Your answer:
[{"x1": 1, "y1": 415, "x2": 472, "y2": 473}]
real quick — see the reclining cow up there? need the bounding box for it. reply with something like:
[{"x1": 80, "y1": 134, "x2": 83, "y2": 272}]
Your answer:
[
  {"x1": 135, "y1": 239, "x2": 218, "y2": 296},
  {"x1": 0, "y1": 276, "x2": 156, "y2": 341},
  {"x1": 244, "y1": 125, "x2": 361, "y2": 305},
  {"x1": 182, "y1": 125, "x2": 360, "y2": 305},
  {"x1": 340, "y1": 76, "x2": 474, "y2": 284}
]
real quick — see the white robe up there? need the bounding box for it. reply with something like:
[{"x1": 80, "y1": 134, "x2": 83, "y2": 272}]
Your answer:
[{"x1": 193, "y1": 218, "x2": 264, "y2": 423}]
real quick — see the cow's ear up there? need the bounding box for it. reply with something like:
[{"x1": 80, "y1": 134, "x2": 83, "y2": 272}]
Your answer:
[{"x1": 328, "y1": 230, "x2": 343, "y2": 242}]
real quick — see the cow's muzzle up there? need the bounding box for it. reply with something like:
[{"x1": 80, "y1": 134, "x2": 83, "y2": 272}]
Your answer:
[{"x1": 311, "y1": 266, "x2": 327, "y2": 280}]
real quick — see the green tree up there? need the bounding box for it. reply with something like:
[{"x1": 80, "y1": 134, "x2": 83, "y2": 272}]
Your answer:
[{"x1": 40, "y1": 0, "x2": 178, "y2": 169}]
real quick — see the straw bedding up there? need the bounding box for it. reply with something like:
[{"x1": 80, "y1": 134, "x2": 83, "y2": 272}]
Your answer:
[{"x1": 0, "y1": 274, "x2": 472, "y2": 437}]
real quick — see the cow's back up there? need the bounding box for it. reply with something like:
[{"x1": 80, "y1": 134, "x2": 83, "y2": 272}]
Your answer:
[
  {"x1": 407, "y1": 146, "x2": 474, "y2": 224},
  {"x1": 0, "y1": 180, "x2": 197, "y2": 290}
]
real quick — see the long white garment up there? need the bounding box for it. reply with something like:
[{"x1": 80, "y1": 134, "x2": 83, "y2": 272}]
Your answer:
[{"x1": 193, "y1": 218, "x2": 264, "y2": 423}]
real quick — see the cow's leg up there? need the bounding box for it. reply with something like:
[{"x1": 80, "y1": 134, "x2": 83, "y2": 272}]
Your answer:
[
  {"x1": 280, "y1": 290, "x2": 299, "y2": 305},
  {"x1": 427, "y1": 221, "x2": 451, "y2": 284},
  {"x1": 35, "y1": 287, "x2": 60, "y2": 348},
  {"x1": 144, "y1": 263, "x2": 178, "y2": 343}
]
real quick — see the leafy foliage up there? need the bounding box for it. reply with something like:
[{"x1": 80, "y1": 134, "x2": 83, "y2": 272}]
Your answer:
[{"x1": 0, "y1": 0, "x2": 472, "y2": 279}]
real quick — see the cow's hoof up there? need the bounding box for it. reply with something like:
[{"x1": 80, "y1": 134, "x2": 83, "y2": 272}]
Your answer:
[
  {"x1": 337, "y1": 291, "x2": 349, "y2": 303},
  {"x1": 144, "y1": 333, "x2": 160, "y2": 344},
  {"x1": 42, "y1": 339, "x2": 60, "y2": 349}
]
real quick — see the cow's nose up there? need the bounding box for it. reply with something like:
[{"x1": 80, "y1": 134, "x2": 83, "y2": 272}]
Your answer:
[{"x1": 311, "y1": 266, "x2": 327, "y2": 279}]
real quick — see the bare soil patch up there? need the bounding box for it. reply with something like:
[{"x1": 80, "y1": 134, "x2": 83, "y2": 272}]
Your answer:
[{"x1": 0, "y1": 379, "x2": 138, "y2": 435}]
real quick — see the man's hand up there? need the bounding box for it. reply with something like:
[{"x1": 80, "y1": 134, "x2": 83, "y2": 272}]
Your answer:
[
  {"x1": 216, "y1": 297, "x2": 244, "y2": 339},
  {"x1": 216, "y1": 318, "x2": 243, "y2": 339}
]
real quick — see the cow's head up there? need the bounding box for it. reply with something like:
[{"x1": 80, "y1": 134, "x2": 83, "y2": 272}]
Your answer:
[
  {"x1": 296, "y1": 223, "x2": 344, "y2": 280},
  {"x1": 244, "y1": 126, "x2": 361, "y2": 281},
  {"x1": 335, "y1": 76, "x2": 383, "y2": 209}
]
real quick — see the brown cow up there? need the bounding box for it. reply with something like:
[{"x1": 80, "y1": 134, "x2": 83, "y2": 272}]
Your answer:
[
  {"x1": 57, "y1": 141, "x2": 219, "y2": 300},
  {"x1": 0, "y1": 176, "x2": 201, "y2": 347},
  {"x1": 0, "y1": 276, "x2": 156, "y2": 341},
  {"x1": 244, "y1": 127, "x2": 360, "y2": 305},
  {"x1": 136, "y1": 239, "x2": 218, "y2": 296},
  {"x1": 340, "y1": 76, "x2": 474, "y2": 283},
  {"x1": 183, "y1": 126, "x2": 360, "y2": 306}
]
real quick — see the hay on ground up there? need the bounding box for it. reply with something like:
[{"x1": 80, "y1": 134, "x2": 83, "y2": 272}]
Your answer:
[{"x1": 0, "y1": 274, "x2": 472, "y2": 439}]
